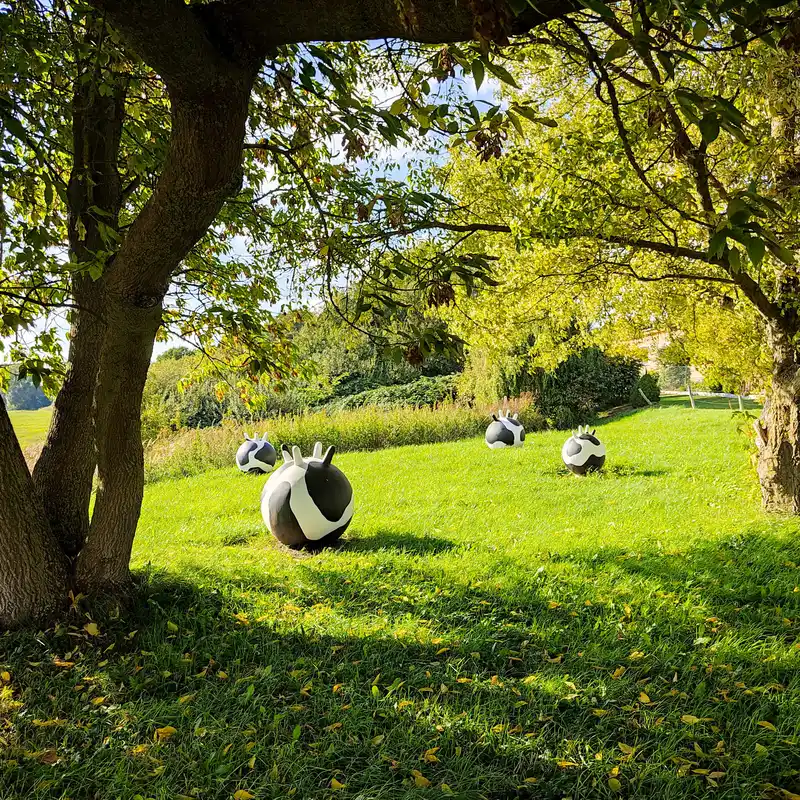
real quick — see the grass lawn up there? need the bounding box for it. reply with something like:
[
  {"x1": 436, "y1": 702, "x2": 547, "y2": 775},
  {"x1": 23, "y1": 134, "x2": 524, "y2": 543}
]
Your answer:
[
  {"x1": 8, "y1": 405, "x2": 52, "y2": 448},
  {"x1": 3, "y1": 402, "x2": 800, "y2": 799}
]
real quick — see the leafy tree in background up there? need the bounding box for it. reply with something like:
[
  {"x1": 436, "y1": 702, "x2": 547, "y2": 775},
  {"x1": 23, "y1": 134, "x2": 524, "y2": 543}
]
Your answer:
[
  {"x1": 5, "y1": 374, "x2": 51, "y2": 411},
  {"x1": 410, "y1": 3, "x2": 800, "y2": 511}
]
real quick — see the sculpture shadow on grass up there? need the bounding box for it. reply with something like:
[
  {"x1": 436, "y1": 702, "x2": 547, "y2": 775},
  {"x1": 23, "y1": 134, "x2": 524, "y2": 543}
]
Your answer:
[{"x1": 342, "y1": 529, "x2": 458, "y2": 555}]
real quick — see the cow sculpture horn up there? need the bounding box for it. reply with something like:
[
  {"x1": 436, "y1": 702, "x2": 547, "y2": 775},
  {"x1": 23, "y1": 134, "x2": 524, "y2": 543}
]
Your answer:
[
  {"x1": 312, "y1": 441, "x2": 323, "y2": 459},
  {"x1": 292, "y1": 446, "x2": 305, "y2": 467},
  {"x1": 322, "y1": 445, "x2": 336, "y2": 467}
]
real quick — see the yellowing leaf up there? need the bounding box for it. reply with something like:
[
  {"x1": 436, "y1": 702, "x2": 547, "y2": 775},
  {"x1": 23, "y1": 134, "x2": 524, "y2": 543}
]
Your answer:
[
  {"x1": 412, "y1": 770, "x2": 432, "y2": 788},
  {"x1": 592, "y1": 708, "x2": 609, "y2": 717},
  {"x1": 167, "y1": 621, "x2": 179, "y2": 633},
  {"x1": 557, "y1": 760, "x2": 579, "y2": 768},
  {"x1": 423, "y1": 747, "x2": 440, "y2": 763},
  {"x1": 84, "y1": 622, "x2": 100, "y2": 636},
  {"x1": 330, "y1": 778, "x2": 346, "y2": 790},
  {"x1": 324, "y1": 722, "x2": 342, "y2": 732},
  {"x1": 639, "y1": 692, "x2": 651, "y2": 704},
  {"x1": 154, "y1": 726, "x2": 177, "y2": 742},
  {"x1": 233, "y1": 791, "x2": 255, "y2": 800},
  {"x1": 248, "y1": 756, "x2": 256, "y2": 769},
  {"x1": 178, "y1": 693, "x2": 196, "y2": 704},
  {"x1": 217, "y1": 671, "x2": 229, "y2": 680},
  {"x1": 91, "y1": 696, "x2": 106, "y2": 705},
  {"x1": 682, "y1": 715, "x2": 701, "y2": 725},
  {"x1": 332, "y1": 684, "x2": 344, "y2": 694},
  {"x1": 371, "y1": 735, "x2": 385, "y2": 745},
  {"x1": 609, "y1": 778, "x2": 622, "y2": 792},
  {"x1": 758, "y1": 720, "x2": 777, "y2": 731},
  {"x1": 618, "y1": 743, "x2": 634, "y2": 755},
  {"x1": 1, "y1": 671, "x2": 10, "y2": 682},
  {"x1": 611, "y1": 667, "x2": 626, "y2": 679}
]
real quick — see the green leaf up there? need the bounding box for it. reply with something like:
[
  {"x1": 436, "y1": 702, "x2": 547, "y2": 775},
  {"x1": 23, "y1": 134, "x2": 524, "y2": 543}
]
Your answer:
[
  {"x1": 698, "y1": 113, "x2": 720, "y2": 144},
  {"x1": 747, "y1": 237, "x2": 766, "y2": 266},
  {"x1": 604, "y1": 39, "x2": 630, "y2": 63},
  {"x1": 1, "y1": 114, "x2": 26, "y2": 142},
  {"x1": 507, "y1": 110, "x2": 524, "y2": 136},
  {"x1": 708, "y1": 228, "x2": 729, "y2": 259},
  {"x1": 512, "y1": 105, "x2": 558, "y2": 127},
  {"x1": 656, "y1": 52, "x2": 675, "y2": 80},
  {"x1": 578, "y1": 0, "x2": 616, "y2": 19},
  {"x1": 693, "y1": 19, "x2": 710, "y2": 43},
  {"x1": 485, "y1": 61, "x2": 520, "y2": 89},
  {"x1": 472, "y1": 59, "x2": 485, "y2": 92}
]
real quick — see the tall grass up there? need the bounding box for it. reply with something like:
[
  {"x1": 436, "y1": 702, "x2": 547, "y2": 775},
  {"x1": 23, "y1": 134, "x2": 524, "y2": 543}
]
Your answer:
[{"x1": 144, "y1": 398, "x2": 545, "y2": 483}]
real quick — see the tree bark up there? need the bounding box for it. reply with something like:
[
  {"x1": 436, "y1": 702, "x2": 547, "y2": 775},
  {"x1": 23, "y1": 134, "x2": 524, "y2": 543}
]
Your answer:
[
  {"x1": 0, "y1": 394, "x2": 68, "y2": 628},
  {"x1": 756, "y1": 323, "x2": 800, "y2": 513},
  {"x1": 33, "y1": 28, "x2": 127, "y2": 558},
  {"x1": 75, "y1": 78, "x2": 256, "y2": 593}
]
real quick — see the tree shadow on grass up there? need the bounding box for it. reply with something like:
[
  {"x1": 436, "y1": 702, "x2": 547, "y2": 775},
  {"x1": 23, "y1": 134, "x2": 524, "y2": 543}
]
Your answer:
[
  {"x1": 5, "y1": 531, "x2": 800, "y2": 799},
  {"x1": 342, "y1": 529, "x2": 458, "y2": 555}
]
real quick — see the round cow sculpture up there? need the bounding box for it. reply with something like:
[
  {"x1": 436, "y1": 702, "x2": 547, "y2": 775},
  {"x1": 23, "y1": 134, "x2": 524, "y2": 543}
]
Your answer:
[
  {"x1": 261, "y1": 442, "x2": 354, "y2": 549},
  {"x1": 562, "y1": 425, "x2": 606, "y2": 475},
  {"x1": 485, "y1": 409, "x2": 525, "y2": 449},
  {"x1": 236, "y1": 432, "x2": 277, "y2": 474}
]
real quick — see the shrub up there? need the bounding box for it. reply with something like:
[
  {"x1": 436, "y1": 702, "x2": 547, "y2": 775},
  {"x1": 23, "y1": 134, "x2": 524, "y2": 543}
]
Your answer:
[
  {"x1": 630, "y1": 372, "x2": 660, "y2": 407},
  {"x1": 527, "y1": 348, "x2": 642, "y2": 428},
  {"x1": 143, "y1": 398, "x2": 546, "y2": 483},
  {"x1": 322, "y1": 374, "x2": 459, "y2": 412}
]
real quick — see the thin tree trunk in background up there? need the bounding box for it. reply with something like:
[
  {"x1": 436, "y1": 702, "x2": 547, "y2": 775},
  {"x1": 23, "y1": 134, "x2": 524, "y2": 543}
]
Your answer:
[
  {"x1": 33, "y1": 28, "x2": 127, "y2": 558},
  {"x1": 0, "y1": 395, "x2": 68, "y2": 627}
]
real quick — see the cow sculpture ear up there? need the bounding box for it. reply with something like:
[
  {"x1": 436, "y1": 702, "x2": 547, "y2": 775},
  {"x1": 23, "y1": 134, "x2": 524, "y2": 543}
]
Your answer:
[
  {"x1": 312, "y1": 441, "x2": 323, "y2": 459},
  {"x1": 281, "y1": 445, "x2": 291, "y2": 462},
  {"x1": 491, "y1": 414, "x2": 498, "y2": 422},
  {"x1": 322, "y1": 445, "x2": 336, "y2": 467},
  {"x1": 591, "y1": 429, "x2": 596, "y2": 436},
  {"x1": 291, "y1": 446, "x2": 305, "y2": 468},
  {"x1": 512, "y1": 412, "x2": 519, "y2": 420}
]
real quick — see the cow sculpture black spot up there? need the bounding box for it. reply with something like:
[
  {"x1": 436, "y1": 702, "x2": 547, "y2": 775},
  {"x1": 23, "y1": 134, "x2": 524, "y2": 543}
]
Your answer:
[
  {"x1": 261, "y1": 442, "x2": 354, "y2": 549},
  {"x1": 236, "y1": 432, "x2": 277, "y2": 474},
  {"x1": 561, "y1": 425, "x2": 606, "y2": 475},
  {"x1": 485, "y1": 409, "x2": 525, "y2": 448}
]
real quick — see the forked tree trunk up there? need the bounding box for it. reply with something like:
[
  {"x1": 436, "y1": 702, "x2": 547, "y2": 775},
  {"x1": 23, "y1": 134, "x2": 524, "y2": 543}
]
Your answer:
[
  {"x1": 0, "y1": 395, "x2": 68, "y2": 627},
  {"x1": 75, "y1": 82, "x2": 255, "y2": 593},
  {"x1": 756, "y1": 324, "x2": 800, "y2": 512}
]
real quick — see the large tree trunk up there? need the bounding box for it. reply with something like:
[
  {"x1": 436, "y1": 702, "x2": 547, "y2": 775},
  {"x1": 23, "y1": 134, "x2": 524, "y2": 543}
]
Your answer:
[
  {"x1": 33, "y1": 29, "x2": 126, "y2": 557},
  {"x1": 756, "y1": 324, "x2": 800, "y2": 513},
  {"x1": 0, "y1": 395, "x2": 68, "y2": 628},
  {"x1": 75, "y1": 81, "x2": 255, "y2": 593}
]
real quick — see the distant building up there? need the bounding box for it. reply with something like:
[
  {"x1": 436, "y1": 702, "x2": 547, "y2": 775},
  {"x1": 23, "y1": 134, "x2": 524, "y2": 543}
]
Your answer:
[{"x1": 630, "y1": 331, "x2": 704, "y2": 383}]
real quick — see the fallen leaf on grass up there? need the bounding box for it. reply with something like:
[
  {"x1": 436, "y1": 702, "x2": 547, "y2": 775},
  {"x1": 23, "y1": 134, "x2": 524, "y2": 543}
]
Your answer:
[
  {"x1": 154, "y1": 726, "x2": 177, "y2": 742},
  {"x1": 84, "y1": 622, "x2": 100, "y2": 636},
  {"x1": 618, "y1": 743, "x2": 635, "y2": 755},
  {"x1": 330, "y1": 778, "x2": 346, "y2": 790},
  {"x1": 411, "y1": 770, "x2": 431, "y2": 787},
  {"x1": 179, "y1": 693, "x2": 196, "y2": 704},
  {"x1": 234, "y1": 791, "x2": 255, "y2": 800},
  {"x1": 758, "y1": 720, "x2": 777, "y2": 731},
  {"x1": 609, "y1": 778, "x2": 622, "y2": 792},
  {"x1": 611, "y1": 667, "x2": 626, "y2": 679},
  {"x1": 681, "y1": 715, "x2": 701, "y2": 724}
]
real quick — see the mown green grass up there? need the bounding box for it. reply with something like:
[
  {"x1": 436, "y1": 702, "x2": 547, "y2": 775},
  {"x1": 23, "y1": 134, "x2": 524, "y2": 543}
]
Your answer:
[
  {"x1": 8, "y1": 405, "x2": 52, "y2": 448},
  {"x1": 3, "y1": 403, "x2": 800, "y2": 800}
]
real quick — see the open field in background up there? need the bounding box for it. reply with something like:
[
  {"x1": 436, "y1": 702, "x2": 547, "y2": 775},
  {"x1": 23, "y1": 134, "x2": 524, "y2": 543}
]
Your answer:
[
  {"x1": 8, "y1": 405, "x2": 52, "y2": 448},
  {"x1": 3, "y1": 402, "x2": 800, "y2": 800}
]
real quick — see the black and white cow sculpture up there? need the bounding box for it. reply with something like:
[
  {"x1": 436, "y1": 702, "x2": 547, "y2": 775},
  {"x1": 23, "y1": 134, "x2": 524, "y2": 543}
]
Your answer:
[
  {"x1": 261, "y1": 442, "x2": 354, "y2": 549},
  {"x1": 485, "y1": 409, "x2": 525, "y2": 449},
  {"x1": 236, "y1": 432, "x2": 278, "y2": 474},
  {"x1": 561, "y1": 425, "x2": 606, "y2": 475}
]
